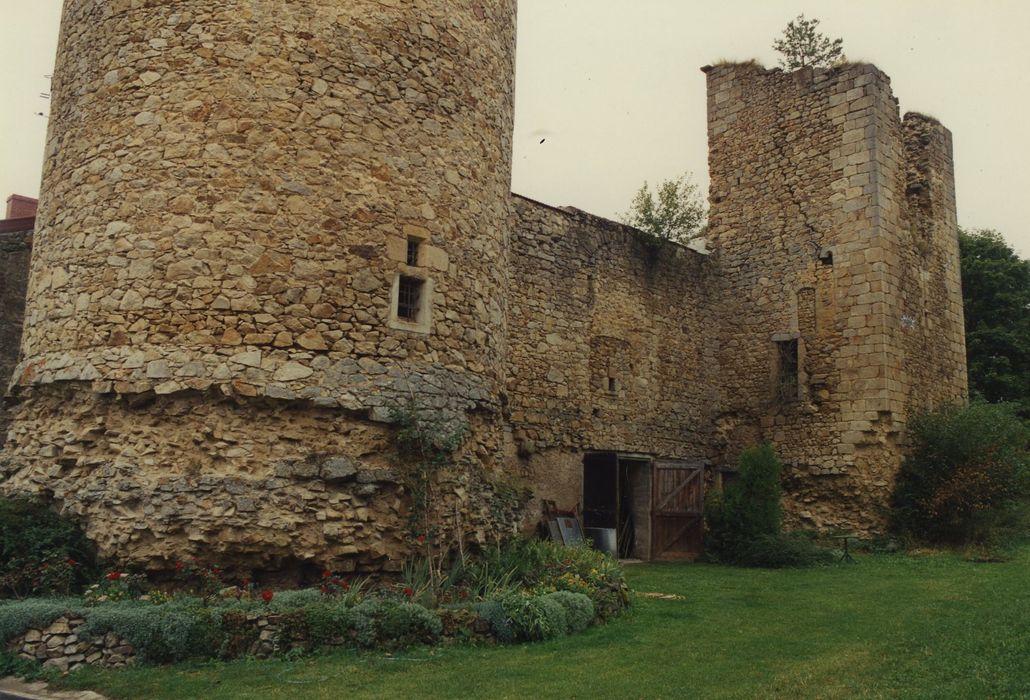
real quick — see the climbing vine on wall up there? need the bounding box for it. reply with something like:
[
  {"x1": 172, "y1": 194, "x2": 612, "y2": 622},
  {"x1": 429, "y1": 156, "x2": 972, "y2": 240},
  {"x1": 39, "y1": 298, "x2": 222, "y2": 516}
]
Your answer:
[{"x1": 387, "y1": 401, "x2": 468, "y2": 542}]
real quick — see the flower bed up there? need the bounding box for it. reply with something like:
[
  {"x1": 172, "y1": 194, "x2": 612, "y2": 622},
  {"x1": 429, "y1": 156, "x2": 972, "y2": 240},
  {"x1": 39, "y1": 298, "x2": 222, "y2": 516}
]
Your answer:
[{"x1": 1, "y1": 539, "x2": 629, "y2": 672}]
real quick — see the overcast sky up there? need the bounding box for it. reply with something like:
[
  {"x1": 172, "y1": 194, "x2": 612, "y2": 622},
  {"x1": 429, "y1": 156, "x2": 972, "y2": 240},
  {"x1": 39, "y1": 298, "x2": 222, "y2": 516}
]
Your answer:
[{"x1": 2, "y1": 1, "x2": 1028, "y2": 255}]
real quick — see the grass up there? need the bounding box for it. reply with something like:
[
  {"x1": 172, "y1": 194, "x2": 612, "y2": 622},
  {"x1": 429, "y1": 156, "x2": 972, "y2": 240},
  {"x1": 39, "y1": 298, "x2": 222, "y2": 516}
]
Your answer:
[{"x1": 49, "y1": 547, "x2": 1030, "y2": 699}]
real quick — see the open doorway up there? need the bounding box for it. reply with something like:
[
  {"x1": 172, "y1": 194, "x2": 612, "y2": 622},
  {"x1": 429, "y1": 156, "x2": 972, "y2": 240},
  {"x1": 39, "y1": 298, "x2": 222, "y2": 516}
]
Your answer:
[{"x1": 582, "y1": 453, "x2": 652, "y2": 560}]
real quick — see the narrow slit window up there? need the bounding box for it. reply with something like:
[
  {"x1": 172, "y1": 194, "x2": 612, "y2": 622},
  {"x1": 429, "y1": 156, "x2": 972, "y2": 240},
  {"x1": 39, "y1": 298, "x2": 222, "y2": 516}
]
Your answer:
[
  {"x1": 775, "y1": 339, "x2": 799, "y2": 402},
  {"x1": 397, "y1": 276, "x2": 423, "y2": 322},
  {"x1": 608, "y1": 377, "x2": 619, "y2": 394},
  {"x1": 406, "y1": 238, "x2": 421, "y2": 266}
]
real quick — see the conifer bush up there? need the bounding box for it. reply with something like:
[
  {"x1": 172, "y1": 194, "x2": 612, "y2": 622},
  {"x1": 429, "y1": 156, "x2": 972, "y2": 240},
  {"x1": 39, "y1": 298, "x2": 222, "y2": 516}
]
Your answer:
[{"x1": 705, "y1": 444, "x2": 833, "y2": 567}]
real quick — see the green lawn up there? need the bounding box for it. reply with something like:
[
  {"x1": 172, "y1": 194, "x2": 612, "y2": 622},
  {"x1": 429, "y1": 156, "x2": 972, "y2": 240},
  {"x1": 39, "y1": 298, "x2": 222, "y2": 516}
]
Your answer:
[{"x1": 54, "y1": 547, "x2": 1030, "y2": 699}]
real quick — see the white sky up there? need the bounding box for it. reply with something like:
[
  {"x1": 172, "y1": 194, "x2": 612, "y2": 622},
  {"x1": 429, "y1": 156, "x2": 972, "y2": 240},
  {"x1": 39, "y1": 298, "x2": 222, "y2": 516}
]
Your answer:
[{"x1": 2, "y1": 1, "x2": 1028, "y2": 256}]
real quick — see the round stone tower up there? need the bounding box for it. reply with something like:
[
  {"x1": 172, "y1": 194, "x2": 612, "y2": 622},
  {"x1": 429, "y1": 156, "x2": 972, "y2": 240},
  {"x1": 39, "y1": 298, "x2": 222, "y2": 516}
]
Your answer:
[{"x1": 3, "y1": 0, "x2": 519, "y2": 575}]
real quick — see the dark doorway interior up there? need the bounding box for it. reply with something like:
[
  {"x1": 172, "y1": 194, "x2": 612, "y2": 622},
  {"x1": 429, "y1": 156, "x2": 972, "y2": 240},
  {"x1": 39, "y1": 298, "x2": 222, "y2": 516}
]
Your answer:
[
  {"x1": 583, "y1": 453, "x2": 651, "y2": 560},
  {"x1": 583, "y1": 452, "x2": 617, "y2": 529}
]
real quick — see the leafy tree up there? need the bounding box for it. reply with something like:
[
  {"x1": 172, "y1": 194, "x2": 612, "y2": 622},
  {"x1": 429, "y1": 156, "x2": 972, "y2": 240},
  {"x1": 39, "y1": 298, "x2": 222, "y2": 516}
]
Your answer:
[
  {"x1": 772, "y1": 15, "x2": 845, "y2": 70},
  {"x1": 890, "y1": 402, "x2": 1029, "y2": 547},
  {"x1": 959, "y1": 228, "x2": 1030, "y2": 417},
  {"x1": 620, "y1": 173, "x2": 706, "y2": 246}
]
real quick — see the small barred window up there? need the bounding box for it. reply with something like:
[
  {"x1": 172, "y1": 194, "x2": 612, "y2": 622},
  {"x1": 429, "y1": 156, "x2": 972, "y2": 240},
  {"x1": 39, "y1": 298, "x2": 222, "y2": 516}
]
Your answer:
[{"x1": 397, "y1": 276, "x2": 423, "y2": 322}]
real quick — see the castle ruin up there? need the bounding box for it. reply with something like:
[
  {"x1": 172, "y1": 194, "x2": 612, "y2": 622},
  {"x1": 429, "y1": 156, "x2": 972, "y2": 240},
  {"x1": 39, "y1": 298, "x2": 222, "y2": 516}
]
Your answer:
[{"x1": 0, "y1": 1, "x2": 966, "y2": 575}]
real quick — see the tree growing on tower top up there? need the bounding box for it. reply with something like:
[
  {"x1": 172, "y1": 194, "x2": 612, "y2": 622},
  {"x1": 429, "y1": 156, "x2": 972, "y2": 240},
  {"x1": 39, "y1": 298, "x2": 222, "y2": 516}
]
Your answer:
[
  {"x1": 772, "y1": 14, "x2": 846, "y2": 70},
  {"x1": 620, "y1": 173, "x2": 707, "y2": 247}
]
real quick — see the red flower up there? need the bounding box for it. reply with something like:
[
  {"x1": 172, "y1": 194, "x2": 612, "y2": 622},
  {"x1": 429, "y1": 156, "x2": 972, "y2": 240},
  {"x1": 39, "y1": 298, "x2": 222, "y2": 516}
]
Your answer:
[
  {"x1": 66, "y1": 558, "x2": 77, "y2": 566},
  {"x1": 106, "y1": 571, "x2": 122, "y2": 581},
  {"x1": 402, "y1": 586, "x2": 414, "y2": 598},
  {"x1": 415, "y1": 535, "x2": 426, "y2": 544},
  {"x1": 261, "y1": 589, "x2": 274, "y2": 603},
  {"x1": 322, "y1": 569, "x2": 332, "y2": 579},
  {"x1": 459, "y1": 590, "x2": 469, "y2": 600},
  {"x1": 174, "y1": 561, "x2": 184, "y2": 572}
]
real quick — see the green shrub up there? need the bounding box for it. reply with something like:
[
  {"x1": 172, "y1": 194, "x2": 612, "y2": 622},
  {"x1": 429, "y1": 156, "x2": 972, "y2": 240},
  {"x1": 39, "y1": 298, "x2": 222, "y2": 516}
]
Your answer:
[
  {"x1": 0, "y1": 496, "x2": 100, "y2": 598},
  {"x1": 460, "y1": 537, "x2": 629, "y2": 620},
  {"x1": 78, "y1": 600, "x2": 221, "y2": 664},
  {"x1": 890, "y1": 402, "x2": 1030, "y2": 546},
  {"x1": 215, "y1": 607, "x2": 259, "y2": 659},
  {"x1": 483, "y1": 590, "x2": 569, "y2": 643},
  {"x1": 350, "y1": 598, "x2": 441, "y2": 650},
  {"x1": 0, "y1": 598, "x2": 80, "y2": 644},
  {"x1": 705, "y1": 444, "x2": 783, "y2": 556},
  {"x1": 302, "y1": 602, "x2": 355, "y2": 647},
  {"x1": 705, "y1": 444, "x2": 833, "y2": 567},
  {"x1": 266, "y1": 589, "x2": 323, "y2": 611},
  {"x1": 474, "y1": 599, "x2": 514, "y2": 643},
  {"x1": 0, "y1": 650, "x2": 46, "y2": 680},
  {"x1": 541, "y1": 591, "x2": 594, "y2": 633},
  {"x1": 735, "y1": 534, "x2": 837, "y2": 568}
]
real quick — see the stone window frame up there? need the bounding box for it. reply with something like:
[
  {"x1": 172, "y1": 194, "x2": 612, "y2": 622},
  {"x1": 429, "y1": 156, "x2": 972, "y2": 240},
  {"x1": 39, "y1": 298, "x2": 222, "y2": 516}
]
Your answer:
[
  {"x1": 406, "y1": 237, "x2": 421, "y2": 266},
  {"x1": 389, "y1": 272, "x2": 433, "y2": 334},
  {"x1": 386, "y1": 227, "x2": 440, "y2": 335}
]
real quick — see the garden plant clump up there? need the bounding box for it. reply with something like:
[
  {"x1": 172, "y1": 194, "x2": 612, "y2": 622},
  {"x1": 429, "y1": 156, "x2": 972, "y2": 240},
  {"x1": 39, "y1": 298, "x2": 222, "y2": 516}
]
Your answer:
[
  {"x1": 0, "y1": 496, "x2": 101, "y2": 599},
  {"x1": 890, "y1": 402, "x2": 1030, "y2": 551},
  {"x1": 0, "y1": 523, "x2": 628, "y2": 674},
  {"x1": 704, "y1": 444, "x2": 835, "y2": 568}
]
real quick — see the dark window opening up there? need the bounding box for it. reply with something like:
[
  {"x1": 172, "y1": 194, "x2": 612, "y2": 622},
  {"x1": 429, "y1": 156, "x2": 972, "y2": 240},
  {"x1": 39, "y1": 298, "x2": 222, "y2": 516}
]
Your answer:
[
  {"x1": 406, "y1": 238, "x2": 421, "y2": 266},
  {"x1": 608, "y1": 377, "x2": 619, "y2": 394},
  {"x1": 776, "y1": 339, "x2": 799, "y2": 402},
  {"x1": 819, "y1": 250, "x2": 834, "y2": 266},
  {"x1": 397, "y1": 276, "x2": 423, "y2": 321}
]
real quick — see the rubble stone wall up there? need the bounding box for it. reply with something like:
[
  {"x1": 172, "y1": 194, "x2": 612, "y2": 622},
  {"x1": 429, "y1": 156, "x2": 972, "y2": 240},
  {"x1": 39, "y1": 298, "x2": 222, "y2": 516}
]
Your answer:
[
  {"x1": 2, "y1": 384, "x2": 522, "y2": 575},
  {"x1": 508, "y1": 197, "x2": 719, "y2": 511},
  {"x1": 21, "y1": 0, "x2": 516, "y2": 408},
  {"x1": 0, "y1": 2, "x2": 968, "y2": 567},
  {"x1": 2, "y1": 0, "x2": 520, "y2": 573},
  {"x1": 705, "y1": 63, "x2": 966, "y2": 533},
  {"x1": 892, "y1": 114, "x2": 968, "y2": 414},
  {"x1": 8, "y1": 616, "x2": 135, "y2": 672},
  {"x1": 0, "y1": 228, "x2": 32, "y2": 390}
]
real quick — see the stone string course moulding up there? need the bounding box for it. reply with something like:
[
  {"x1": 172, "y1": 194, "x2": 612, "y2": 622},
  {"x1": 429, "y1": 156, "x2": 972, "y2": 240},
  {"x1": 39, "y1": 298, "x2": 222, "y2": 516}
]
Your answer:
[{"x1": 0, "y1": 0, "x2": 966, "y2": 571}]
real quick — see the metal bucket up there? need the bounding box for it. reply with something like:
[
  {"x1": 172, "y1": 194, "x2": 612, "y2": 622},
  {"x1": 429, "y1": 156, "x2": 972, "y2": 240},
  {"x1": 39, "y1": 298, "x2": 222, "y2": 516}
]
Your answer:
[{"x1": 585, "y1": 527, "x2": 617, "y2": 556}]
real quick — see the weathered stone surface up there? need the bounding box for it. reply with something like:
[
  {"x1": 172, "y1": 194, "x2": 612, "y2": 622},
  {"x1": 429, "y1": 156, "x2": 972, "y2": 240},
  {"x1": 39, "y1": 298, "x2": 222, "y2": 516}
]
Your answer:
[
  {"x1": 6, "y1": 617, "x2": 136, "y2": 672},
  {"x1": 322, "y1": 457, "x2": 358, "y2": 483},
  {"x1": 0, "y1": 1, "x2": 965, "y2": 576},
  {"x1": 703, "y1": 63, "x2": 967, "y2": 532}
]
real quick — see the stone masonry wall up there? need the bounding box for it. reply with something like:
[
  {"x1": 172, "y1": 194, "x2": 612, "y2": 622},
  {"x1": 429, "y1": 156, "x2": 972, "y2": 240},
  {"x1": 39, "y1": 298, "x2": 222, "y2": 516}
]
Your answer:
[
  {"x1": 2, "y1": 384, "x2": 522, "y2": 576},
  {"x1": 3, "y1": 0, "x2": 521, "y2": 572},
  {"x1": 891, "y1": 114, "x2": 968, "y2": 413},
  {"x1": 508, "y1": 196, "x2": 719, "y2": 510},
  {"x1": 706, "y1": 63, "x2": 966, "y2": 533},
  {"x1": 0, "y1": 228, "x2": 32, "y2": 390},
  {"x1": 8, "y1": 616, "x2": 135, "y2": 672},
  {"x1": 20, "y1": 0, "x2": 516, "y2": 409}
]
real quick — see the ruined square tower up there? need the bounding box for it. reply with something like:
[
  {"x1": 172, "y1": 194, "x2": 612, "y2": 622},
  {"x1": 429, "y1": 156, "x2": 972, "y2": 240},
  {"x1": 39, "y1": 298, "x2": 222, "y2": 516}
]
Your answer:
[{"x1": 705, "y1": 63, "x2": 967, "y2": 531}]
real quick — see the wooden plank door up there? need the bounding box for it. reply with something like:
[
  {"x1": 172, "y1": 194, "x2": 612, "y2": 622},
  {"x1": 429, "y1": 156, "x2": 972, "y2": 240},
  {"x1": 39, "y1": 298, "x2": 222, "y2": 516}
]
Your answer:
[{"x1": 651, "y1": 461, "x2": 705, "y2": 560}]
